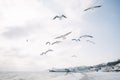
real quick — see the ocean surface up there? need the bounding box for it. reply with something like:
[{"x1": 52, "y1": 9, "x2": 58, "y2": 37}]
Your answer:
[
  {"x1": 0, "y1": 71, "x2": 120, "y2": 80},
  {"x1": 0, "y1": 71, "x2": 80, "y2": 80}
]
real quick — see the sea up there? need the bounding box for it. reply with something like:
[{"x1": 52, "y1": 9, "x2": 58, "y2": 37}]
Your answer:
[{"x1": 0, "y1": 71, "x2": 67, "y2": 80}]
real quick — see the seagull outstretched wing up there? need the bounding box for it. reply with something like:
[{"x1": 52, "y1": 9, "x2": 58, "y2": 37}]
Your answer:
[
  {"x1": 53, "y1": 15, "x2": 67, "y2": 20},
  {"x1": 53, "y1": 16, "x2": 59, "y2": 20},
  {"x1": 40, "y1": 49, "x2": 53, "y2": 55},
  {"x1": 72, "y1": 39, "x2": 80, "y2": 41},
  {"x1": 80, "y1": 35, "x2": 93, "y2": 38},
  {"x1": 64, "y1": 32, "x2": 72, "y2": 37},
  {"x1": 52, "y1": 41, "x2": 62, "y2": 45},
  {"x1": 84, "y1": 5, "x2": 102, "y2": 11},
  {"x1": 86, "y1": 40, "x2": 95, "y2": 44},
  {"x1": 62, "y1": 15, "x2": 67, "y2": 18},
  {"x1": 54, "y1": 31, "x2": 72, "y2": 39},
  {"x1": 84, "y1": 7, "x2": 92, "y2": 11}
]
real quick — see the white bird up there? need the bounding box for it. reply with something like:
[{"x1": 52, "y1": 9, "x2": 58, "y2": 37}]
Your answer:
[
  {"x1": 40, "y1": 49, "x2": 53, "y2": 55},
  {"x1": 72, "y1": 39, "x2": 80, "y2": 42},
  {"x1": 53, "y1": 14, "x2": 67, "y2": 20},
  {"x1": 79, "y1": 35, "x2": 93, "y2": 38},
  {"x1": 54, "y1": 31, "x2": 72, "y2": 40},
  {"x1": 84, "y1": 5, "x2": 102, "y2": 11}
]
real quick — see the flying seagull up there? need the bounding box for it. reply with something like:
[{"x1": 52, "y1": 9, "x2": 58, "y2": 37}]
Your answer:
[
  {"x1": 53, "y1": 14, "x2": 67, "y2": 20},
  {"x1": 40, "y1": 49, "x2": 53, "y2": 55},
  {"x1": 54, "y1": 31, "x2": 72, "y2": 40},
  {"x1": 79, "y1": 35, "x2": 93, "y2": 38},
  {"x1": 72, "y1": 38, "x2": 80, "y2": 42},
  {"x1": 84, "y1": 5, "x2": 102, "y2": 11}
]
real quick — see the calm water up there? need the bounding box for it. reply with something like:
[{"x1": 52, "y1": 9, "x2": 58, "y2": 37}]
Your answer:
[{"x1": 0, "y1": 71, "x2": 66, "y2": 80}]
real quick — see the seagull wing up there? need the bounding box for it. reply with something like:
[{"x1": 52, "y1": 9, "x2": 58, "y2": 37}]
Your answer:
[
  {"x1": 54, "y1": 31, "x2": 72, "y2": 39},
  {"x1": 54, "y1": 35, "x2": 63, "y2": 39},
  {"x1": 84, "y1": 5, "x2": 102, "y2": 11},
  {"x1": 64, "y1": 31, "x2": 72, "y2": 37},
  {"x1": 62, "y1": 15, "x2": 67, "y2": 18},
  {"x1": 86, "y1": 40, "x2": 95, "y2": 44},
  {"x1": 80, "y1": 35, "x2": 93, "y2": 38},
  {"x1": 52, "y1": 41, "x2": 61, "y2": 45},
  {"x1": 84, "y1": 7, "x2": 92, "y2": 11},
  {"x1": 40, "y1": 52, "x2": 45, "y2": 55},
  {"x1": 93, "y1": 5, "x2": 102, "y2": 8},
  {"x1": 83, "y1": 35, "x2": 93, "y2": 38},
  {"x1": 72, "y1": 39, "x2": 77, "y2": 41},
  {"x1": 53, "y1": 16, "x2": 59, "y2": 20},
  {"x1": 46, "y1": 49, "x2": 53, "y2": 53}
]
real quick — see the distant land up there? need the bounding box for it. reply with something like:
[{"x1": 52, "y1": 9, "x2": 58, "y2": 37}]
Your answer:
[{"x1": 49, "y1": 59, "x2": 120, "y2": 72}]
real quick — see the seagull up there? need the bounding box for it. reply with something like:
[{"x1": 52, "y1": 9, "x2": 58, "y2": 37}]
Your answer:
[
  {"x1": 79, "y1": 35, "x2": 93, "y2": 38},
  {"x1": 53, "y1": 14, "x2": 67, "y2": 20},
  {"x1": 86, "y1": 40, "x2": 95, "y2": 44},
  {"x1": 72, "y1": 39, "x2": 80, "y2": 42},
  {"x1": 84, "y1": 5, "x2": 102, "y2": 11},
  {"x1": 40, "y1": 49, "x2": 53, "y2": 55},
  {"x1": 54, "y1": 31, "x2": 72, "y2": 40}
]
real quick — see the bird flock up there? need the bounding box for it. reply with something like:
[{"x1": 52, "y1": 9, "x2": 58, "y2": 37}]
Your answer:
[
  {"x1": 38, "y1": 4, "x2": 102, "y2": 56},
  {"x1": 40, "y1": 32, "x2": 95, "y2": 56},
  {"x1": 26, "y1": 4, "x2": 102, "y2": 56}
]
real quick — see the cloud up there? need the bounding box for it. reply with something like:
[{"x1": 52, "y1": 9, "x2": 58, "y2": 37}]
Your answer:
[{"x1": 2, "y1": 27, "x2": 29, "y2": 39}]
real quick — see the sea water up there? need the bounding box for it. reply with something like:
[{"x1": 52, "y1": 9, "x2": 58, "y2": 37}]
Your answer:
[
  {"x1": 0, "y1": 71, "x2": 82, "y2": 80},
  {"x1": 0, "y1": 71, "x2": 66, "y2": 80}
]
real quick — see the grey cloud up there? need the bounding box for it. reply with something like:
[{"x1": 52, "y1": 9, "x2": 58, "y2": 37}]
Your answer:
[
  {"x1": 1, "y1": 22, "x2": 42, "y2": 39},
  {"x1": 2, "y1": 27, "x2": 29, "y2": 39}
]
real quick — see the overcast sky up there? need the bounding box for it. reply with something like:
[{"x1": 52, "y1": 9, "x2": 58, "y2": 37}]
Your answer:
[{"x1": 0, "y1": 0, "x2": 120, "y2": 71}]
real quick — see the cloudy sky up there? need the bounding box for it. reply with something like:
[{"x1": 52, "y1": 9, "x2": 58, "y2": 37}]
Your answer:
[{"x1": 0, "y1": 0, "x2": 120, "y2": 71}]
